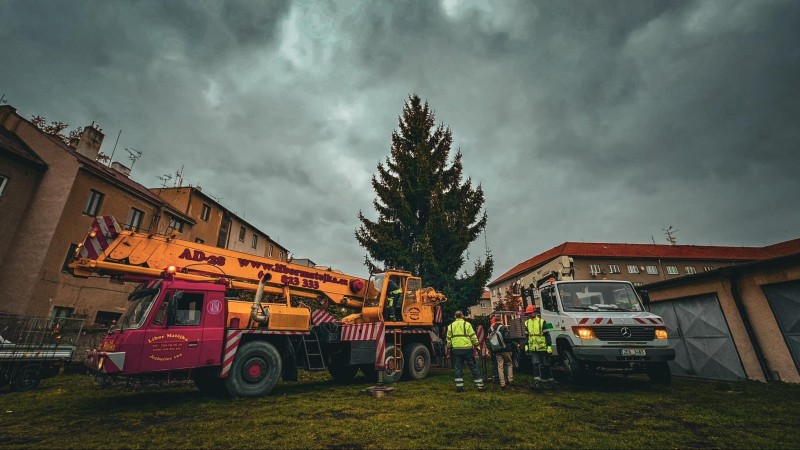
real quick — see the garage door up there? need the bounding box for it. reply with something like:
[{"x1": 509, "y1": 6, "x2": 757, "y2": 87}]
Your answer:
[
  {"x1": 762, "y1": 280, "x2": 800, "y2": 373},
  {"x1": 650, "y1": 294, "x2": 745, "y2": 381}
]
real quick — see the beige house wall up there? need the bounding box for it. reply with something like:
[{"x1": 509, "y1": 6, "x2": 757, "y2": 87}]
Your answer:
[
  {"x1": 648, "y1": 261, "x2": 800, "y2": 383},
  {"x1": 0, "y1": 153, "x2": 44, "y2": 270},
  {"x1": 0, "y1": 109, "x2": 80, "y2": 315},
  {"x1": 34, "y1": 169, "x2": 169, "y2": 321}
]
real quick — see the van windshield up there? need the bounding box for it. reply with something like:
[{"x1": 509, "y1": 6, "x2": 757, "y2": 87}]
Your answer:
[{"x1": 556, "y1": 282, "x2": 643, "y2": 312}]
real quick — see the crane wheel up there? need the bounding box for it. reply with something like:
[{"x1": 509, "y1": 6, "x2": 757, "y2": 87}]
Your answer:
[
  {"x1": 403, "y1": 343, "x2": 431, "y2": 380},
  {"x1": 381, "y1": 344, "x2": 404, "y2": 384},
  {"x1": 225, "y1": 341, "x2": 282, "y2": 397}
]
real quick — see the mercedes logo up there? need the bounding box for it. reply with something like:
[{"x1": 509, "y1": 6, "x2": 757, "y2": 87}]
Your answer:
[{"x1": 620, "y1": 327, "x2": 632, "y2": 339}]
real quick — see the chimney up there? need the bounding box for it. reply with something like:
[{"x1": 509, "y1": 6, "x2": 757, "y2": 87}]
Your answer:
[
  {"x1": 0, "y1": 105, "x2": 21, "y2": 131},
  {"x1": 111, "y1": 161, "x2": 131, "y2": 177},
  {"x1": 75, "y1": 124, "x2": 104, "y2": 160}
]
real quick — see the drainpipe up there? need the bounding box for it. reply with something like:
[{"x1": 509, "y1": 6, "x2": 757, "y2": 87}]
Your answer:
[{"x1": 728, "y1": 275, "x2": 771, "y2": 382}]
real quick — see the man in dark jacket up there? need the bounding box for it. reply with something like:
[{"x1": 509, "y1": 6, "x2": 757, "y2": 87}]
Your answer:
[{"x1": 489, "y1": 316, "x2": 514, "y2": 389}]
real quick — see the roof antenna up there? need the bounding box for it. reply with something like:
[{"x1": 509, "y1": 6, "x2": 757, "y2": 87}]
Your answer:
[
  {"x1": 108, "y1": 130, "x2": 122, "y2": 167},
  {"x1": 125, "y1": 147, "x2": 142, "y2": 170}
]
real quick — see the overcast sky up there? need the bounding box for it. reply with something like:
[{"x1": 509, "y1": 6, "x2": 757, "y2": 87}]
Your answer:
[{"x1": 2, "y1": 0, "x2": 798, "y2": 280}]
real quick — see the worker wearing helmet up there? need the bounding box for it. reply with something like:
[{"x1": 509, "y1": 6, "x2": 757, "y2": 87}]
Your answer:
[
  {"x1": 385, "y1": 277, "x2": 403, "y2": 321},
  {"x1": 446, "y1": 311, "x2": 484, "y2": 392},
  {"x1": 524, "y1": 305, "x2": 554, "y2": 390}
]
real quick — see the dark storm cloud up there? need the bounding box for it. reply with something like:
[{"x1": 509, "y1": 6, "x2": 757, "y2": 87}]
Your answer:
[{"x1": 1, "y1": 0, "x2": 798, "y2": 278}]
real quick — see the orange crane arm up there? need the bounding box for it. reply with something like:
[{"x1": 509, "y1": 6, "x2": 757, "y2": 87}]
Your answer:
[{"x1": 69, "y1": 217, "x2": 367, "y2": 309}]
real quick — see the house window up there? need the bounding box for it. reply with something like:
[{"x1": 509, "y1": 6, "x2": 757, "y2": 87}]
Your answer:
[
  {"x1": 589, "y1": 264, "x2": 602, "y2": 275},
  {"x1": 83, "y1": 189, "x2": 104, "y2": 215},
  {"x1": 279, "y1": 251, "x2": 284, "y2": 261},
  {"x1": 51, "y1": 306, "x2": 75, "y2": 319},
  {"x1": 703, "y1": 266, "x2": 714, "y2": 272},
  {"x1": 127, "y1": 208, "x2": 144, "y2": 232},
  {"x1": 609, "y1": 265, "x2": 621, "y2": 274},
  {"x1": 195, "y1": 238, "x2": 205, "y2": 244},
  {"x1": 481, "y1": 301, "x2": 487, "y2": 309},
  {"x1": 94, "y1": 311, "x2": 122, "y2": 328},
  {"x1": 666, "y1": 265, "x2": 679, "y2": 275},
  {"x1": 646, "y1": 265, "x2": 659, "y2": 275},
  {"x1": 627, "y1": 265, "x2": 640, "y2": 274},
  {"x1": 252, "y1": 234, "x2": 258, "y2": 249},
  {"x1": 61, "y1": 243, "x2": 79, "y2": 273},
  {"x1": 239, "y1": 226, "x2": 246, "y2": 242},
  {"x1": 0, "y1": 174, "x2": 8, "y2": 196},
  {"x1": 201, "y1": 204, "x2": 211, "y2": 221},
  {"x1": 168, "y1": 217, "x2": 184, "y2": 232},
  {"x1": 268, "y1": 244, "x2": 274, "y2": 257},
  {"x1": 686, "y1": 266, "x2": 697, "y2": 274}
]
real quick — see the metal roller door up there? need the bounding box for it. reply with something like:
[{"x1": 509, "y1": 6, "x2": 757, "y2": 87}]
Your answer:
[
  {"x1": 762, "y1": 280, "x2": 800, "y2": 373},
  {"x1": 649, "y1": 294, "x2": 745, "y2": 381}
]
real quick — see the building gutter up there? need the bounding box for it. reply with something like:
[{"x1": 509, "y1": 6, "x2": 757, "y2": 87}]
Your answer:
[{"x1": 728, "y1": 275, "x2": 772, "y2": 382}]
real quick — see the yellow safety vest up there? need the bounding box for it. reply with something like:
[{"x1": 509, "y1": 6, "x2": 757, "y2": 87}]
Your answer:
[
  {"x1": 525, "y1": 317, "x2": 548, "y2": 352},
  {"x1": 387, "y1": 288, "x2": 402, "y2": 307},
  {"x1": 447, "y1": 319, "x2": 478, "y2": 350}
]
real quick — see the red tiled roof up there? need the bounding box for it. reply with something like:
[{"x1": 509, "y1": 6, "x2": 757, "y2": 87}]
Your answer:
[
  {"x1": 489, "y1": 240, "x2": 799, "y2": 286},
  {"x1": 762, "y1": 238, "x2": 800, "y2": 258},
  {"x1": 481, "y1": 290, "x2": 490, "y2": 300}
]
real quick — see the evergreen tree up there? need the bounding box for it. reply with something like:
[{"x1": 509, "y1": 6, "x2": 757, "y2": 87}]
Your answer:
[{"x1": 356, "y1": 94, "x2": 493, "y2": 315}]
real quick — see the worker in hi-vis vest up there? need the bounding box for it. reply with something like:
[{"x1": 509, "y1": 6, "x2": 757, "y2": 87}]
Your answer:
[
  {"x1": 524, "y1": 305, "x2": 554, "y2": 389},
  {"x1": 446, "y1": 311, "x2": 484, "y2": 392},
  {"x1": 385, "y1": 276, "x2": 403, "y2": 321}
]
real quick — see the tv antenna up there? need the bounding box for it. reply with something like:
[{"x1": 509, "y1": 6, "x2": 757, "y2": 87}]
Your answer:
[
  {"x1": 663, "y1": 226, "x2": 679, "y2": 245},
  {"x1": 0, "y1": 94, "x2": 7, "y2": 105},
  {"x1": 125, "y1": 147, "x2": 142, "y2": 169},
  {"x1": 174, "y1": 165, "x2": 184, "y2": 187},
  {"x1": 158, "y1": 174, "x2": 173, "y2": 187}
]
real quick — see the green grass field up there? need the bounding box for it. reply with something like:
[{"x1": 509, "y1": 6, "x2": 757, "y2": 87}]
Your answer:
[{"x1": 1, "y1": 367, "x2": 799, "y2": 449}]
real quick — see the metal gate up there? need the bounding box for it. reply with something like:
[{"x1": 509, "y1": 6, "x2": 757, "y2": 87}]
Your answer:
[
  {"x1": 762, "y1": 280, "x2": 800, "y2": 373},
  {"x1": 650, "y1": 294, "x2": 745, "y2": 381}
]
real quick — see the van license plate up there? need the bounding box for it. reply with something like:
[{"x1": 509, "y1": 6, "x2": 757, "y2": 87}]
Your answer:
[{"x1": 621, "y1": 349, "x2": 646, "y2": 356}]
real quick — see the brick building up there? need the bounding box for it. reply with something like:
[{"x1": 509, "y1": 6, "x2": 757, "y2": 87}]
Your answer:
[
  {"x1": 488, "y1": 240, "x2": 800, "y2": 308},
  {"x1": 0, "y1": 104, "x2": 289, "y2": 325}
]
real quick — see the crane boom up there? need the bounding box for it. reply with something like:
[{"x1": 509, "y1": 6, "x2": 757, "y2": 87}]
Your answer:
[{"x1": 68, "y1": 217, "x2": 445, "y2": 325}]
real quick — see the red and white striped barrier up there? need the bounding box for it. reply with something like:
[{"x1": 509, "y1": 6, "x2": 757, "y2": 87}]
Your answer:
[
  {"x1": 340, "y1": 323, "x2": 383, "y2": 341},
  {"x1": 434, "y1": 305, "x2": 443, "y2": 324},
  {"x1": 475, "y1": 325, "x2": 488, "y2": 358},
  {"x1": 576, "y1": 317, "x2": 664, "y2": 325},
  {"x1": 78, "y1": 216, "x2": 120, "y2": 260},
  {"x1": 311, "y1": 309, "x2": 338, "y2": 325}
]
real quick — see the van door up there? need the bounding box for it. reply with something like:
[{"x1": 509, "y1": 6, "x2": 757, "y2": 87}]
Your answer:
[{"x1": 140, "y1": 290, "x2": 206, "y2": 372}]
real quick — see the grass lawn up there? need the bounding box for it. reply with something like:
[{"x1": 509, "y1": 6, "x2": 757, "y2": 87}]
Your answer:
[{"x1": 1, "y1": 366, "x2": 799, "y2": 449}]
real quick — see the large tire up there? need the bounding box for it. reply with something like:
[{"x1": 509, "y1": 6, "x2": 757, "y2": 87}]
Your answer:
[
  {"x1": 225, "y1": 341, "x2": 282, "y2": 397},
  {"x1": 562, "y1": 347, "x2": 586, "y2": 384},
  {"x1": 380, "y1": 344, "x2": 404, "y2": 384},
  {"x1": 11, "y1": 364, "x2": 43, "y2": 392},
  {"x1": 403, "y1": 343, "x2": 431, "y2": 380},
  {"x1": 193, "y1": 367, "x2": 227, "y2": 396},
  {"x1": 328, "y1": 356, "x2": 358, "y2": 384},
  {"x1": 647, "y1": 362, "x2": 672, "y2": 386}
]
